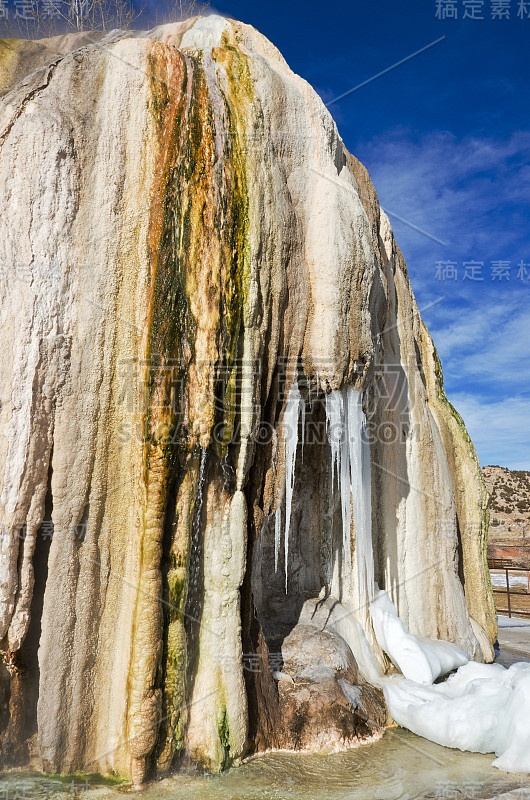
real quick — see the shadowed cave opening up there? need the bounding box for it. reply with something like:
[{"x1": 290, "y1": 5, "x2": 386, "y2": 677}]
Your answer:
[{"x1": 252, "y1": 387, "x2": 341, "y2": 658}]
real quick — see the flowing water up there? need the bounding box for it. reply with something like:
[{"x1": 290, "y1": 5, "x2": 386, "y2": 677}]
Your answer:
[{"x1": 3, "y1": 733, "x2": 530, "y2": 800}]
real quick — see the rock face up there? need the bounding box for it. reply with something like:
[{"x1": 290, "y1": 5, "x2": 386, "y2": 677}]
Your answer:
[
  {"x1": 271, "y1": 599, "x2": 388, "y2": 753},
  {"x1": 0, "y1": 15, "x2": 495, "y2": 782},
  {"x1": 484, "y1": 466, "x2": 530, "y2": 541},
  {"x1": 484, "y1": 466, "x2": 530, "y2": 568}
]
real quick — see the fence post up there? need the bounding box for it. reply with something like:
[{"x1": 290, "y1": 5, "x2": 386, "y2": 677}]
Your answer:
[{"x1": 506, "y1": 567, "x2": 511, "y2": 618}]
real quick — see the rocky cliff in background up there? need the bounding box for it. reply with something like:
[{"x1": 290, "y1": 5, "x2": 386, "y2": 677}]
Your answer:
[
  {"x1": 484, "y1": 466, "x2": 530, "y2": 537},
  {"x1": 484, "y1": 466, "x2": 530, "y2": 566},
  {"x1": 0, "y1": 16, "x2": 496, "y2": 784}
]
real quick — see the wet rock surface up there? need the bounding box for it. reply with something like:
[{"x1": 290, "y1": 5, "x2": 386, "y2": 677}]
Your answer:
[{"x1": 275, "y1": 621, "x2": 387, "y2": 752}]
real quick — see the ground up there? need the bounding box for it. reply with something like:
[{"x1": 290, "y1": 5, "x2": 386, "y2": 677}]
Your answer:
[{"x1": 495, "y1": 616, "x2": 530, "y2": 667}]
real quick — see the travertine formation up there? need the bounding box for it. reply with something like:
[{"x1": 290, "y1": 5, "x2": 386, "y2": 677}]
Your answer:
[{"x1": 0, "y1": 16, "x2": 495, "y2": 783}]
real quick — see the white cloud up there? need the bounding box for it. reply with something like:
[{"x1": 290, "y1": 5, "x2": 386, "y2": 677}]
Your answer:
[
  {"x1": 448, "y1": 393, "x2": 530, "y2": 470},
  {"x1": 355, "y1": 129, "x2": 530, "y2": 288},
  {"x1": 429, "y1": 298, "x2": 530, "y2": 390},
  {"x1": 353, "y1": 129, "x2": 530, "y2": 468}
]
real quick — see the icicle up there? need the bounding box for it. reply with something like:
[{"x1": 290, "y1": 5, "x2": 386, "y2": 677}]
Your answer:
[
  {"x1": 339, "y1": 401, "x2": 352, "y2": 573},
  {"x1": 326, "y1": 386, "x2": 374, "y2": 614},
  {"x1": 274, "y1": 506, "x2": 281, "y2": 573},
  {"x1": 300, "y1": 396, "x2": 306, "y2": 460},
  {"x1": 325, "y1": 390, "x2": 343, "y2": 502},
  {"x1": 283, "y1": 375, "x2": 303, "y2": 592},
  {"x1": 346, "y1": 386, "x2": 374, "y2": 610},
  {"x1": 360, "y1": 404, "x2": 375, "y2": 607}
]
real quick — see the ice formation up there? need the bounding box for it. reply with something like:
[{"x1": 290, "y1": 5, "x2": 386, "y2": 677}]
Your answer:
[
  {"x1": 274, "y1": 506, "x2": 281, "y2": 574},
  {"x1": 282, "y1": 376, "x2": 304, "y2": 591},
  {"x1": 347, "y1": 387, "x2": 375, "y2": 619},
  {"x1": 325, "y1": 386, "x2": 374, "y2": 609},
  {"x1": 340, "y1": 388, "x2": 530, "y2": 774},
  {"x1": 326, "y1": 389, "x2": 350, "y2": 571},
  {"x1": 371, "y1": 589, "x2": 469, "y2": 684},
  {"x1": 383, "y1": 662, "x2": 530, "y2": 773}
]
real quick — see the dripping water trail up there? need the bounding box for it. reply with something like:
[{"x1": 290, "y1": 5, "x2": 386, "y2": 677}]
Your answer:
[
  {"x1": 184, "y1": 447, "x2": 208, "y2": 697},
  {"x1": 154, "y1": 453, "x2": 188, "y2": 770}
]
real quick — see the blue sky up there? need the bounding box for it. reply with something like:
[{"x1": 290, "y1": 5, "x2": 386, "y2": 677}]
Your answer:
[{"x1": 144, "y1": 0, "x2": 530, "y2": 468}]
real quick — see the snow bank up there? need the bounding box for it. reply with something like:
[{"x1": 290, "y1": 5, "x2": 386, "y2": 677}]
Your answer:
[
  {"x1": 371, "y1": 589, "x2": 469, "y2": 684},
  {"x1": 498, "y1": 615, "x2": 530, "y2": 629},
  {"x1": 490, "y1": 574, "x2": 529, "y2": 590},
  {"x1": 383, "y1": 661, "x2": 530, "y2": 773}
]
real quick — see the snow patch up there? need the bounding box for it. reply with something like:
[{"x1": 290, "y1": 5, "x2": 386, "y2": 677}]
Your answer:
[
  {"x1": 383, "y1": 661, "x2": 530, "y2": 773},
  {"x1": 498, "y1": 615, "x2": 530, "y2": 629},
  {"x1": 179, "y1": 15, "x2": 229, "y2": 50},
  {"x1": 371, "y1": 588, "x2": 469, "y2": 685}
]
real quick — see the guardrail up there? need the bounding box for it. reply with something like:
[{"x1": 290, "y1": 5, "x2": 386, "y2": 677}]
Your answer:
[{"x1": 487, "y1": 558, "x2": 530, "y2": 618}]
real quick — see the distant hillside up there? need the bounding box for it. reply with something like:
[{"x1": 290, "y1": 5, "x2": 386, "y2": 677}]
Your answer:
[{"x1": 483, "y1": 465, "x2": 530, "y2": 544}]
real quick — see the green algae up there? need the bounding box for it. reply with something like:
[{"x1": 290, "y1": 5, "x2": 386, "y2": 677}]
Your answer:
[
  {"x1": 430, "y1": 331, "x2": 480, "y2": 466},
  {"x1": 210, "y1": 40, "x2": 255, "y2": 461},
  {"x1": 136, "y1": 44, "x2": 253, "y2": 772},
  {"x1": 0, "y1": 39, "x2": 23, "y2": 94},
  {"x1": 217, "y1": 703, "x2": 231, "y2": 770},
  {"x1": 41, "y1": 771, "x2": 129, "y2": 787},
  {"x1": 127, "y1": 32, "x2": 258, "y2": 774}
]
